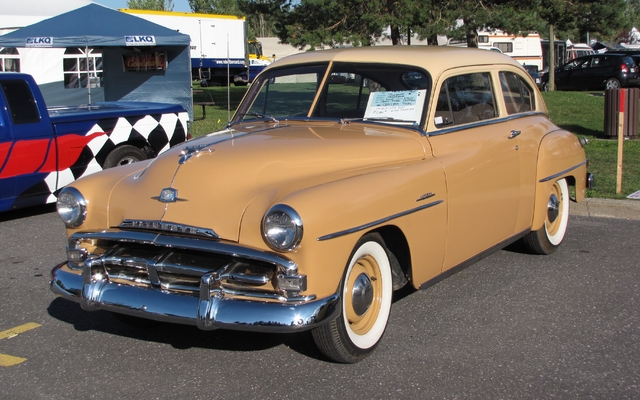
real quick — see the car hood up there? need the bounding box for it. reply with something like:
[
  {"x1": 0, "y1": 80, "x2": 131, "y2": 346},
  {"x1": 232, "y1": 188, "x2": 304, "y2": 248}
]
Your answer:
[{"x1": 107, "y1": 121, "x2": 427, "y2": 241}]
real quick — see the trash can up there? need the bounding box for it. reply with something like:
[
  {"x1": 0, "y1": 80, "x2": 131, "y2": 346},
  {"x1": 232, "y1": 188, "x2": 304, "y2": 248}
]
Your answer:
[{"x1": 604, "y1": 88, "x2": 639, "y2": 139}]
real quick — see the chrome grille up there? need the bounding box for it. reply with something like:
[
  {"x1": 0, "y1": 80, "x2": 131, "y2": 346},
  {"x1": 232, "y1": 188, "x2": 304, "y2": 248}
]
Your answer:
[{"x1": 100, "y1": 243, "x2": 272, "y2": 296}]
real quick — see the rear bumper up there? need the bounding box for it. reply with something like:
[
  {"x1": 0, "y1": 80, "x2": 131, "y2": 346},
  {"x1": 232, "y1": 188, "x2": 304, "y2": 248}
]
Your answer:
[{"x1": 51, "y1": 262, "x2": 340, "y2": 332}]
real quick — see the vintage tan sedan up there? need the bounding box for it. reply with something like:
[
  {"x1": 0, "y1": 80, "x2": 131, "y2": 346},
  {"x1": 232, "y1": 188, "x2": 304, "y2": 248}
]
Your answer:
[{"x1": 51, "y1": 46, "x2": 592, "y2": 363}]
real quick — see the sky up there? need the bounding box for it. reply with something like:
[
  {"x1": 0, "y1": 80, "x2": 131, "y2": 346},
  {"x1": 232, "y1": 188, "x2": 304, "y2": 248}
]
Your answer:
[{"x1": 94, "y1": 0, "x2": 192, "y2": 13}]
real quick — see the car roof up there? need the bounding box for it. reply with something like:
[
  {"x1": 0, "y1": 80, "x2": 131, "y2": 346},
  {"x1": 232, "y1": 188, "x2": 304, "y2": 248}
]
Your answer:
[{"x1": 268, "y1": 46, "x2": 523, "y2": 75}]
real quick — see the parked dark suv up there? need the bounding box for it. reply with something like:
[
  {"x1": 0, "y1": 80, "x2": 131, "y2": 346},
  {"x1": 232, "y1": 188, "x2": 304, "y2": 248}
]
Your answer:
[{"x1": 543, "y1": 53, "x2": 640, "y2": 91}]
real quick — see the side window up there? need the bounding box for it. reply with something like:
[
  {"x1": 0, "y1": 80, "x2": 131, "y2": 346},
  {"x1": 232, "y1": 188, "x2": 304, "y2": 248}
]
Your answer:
[
  {"x1": 434, "y1": 72, "x2": 495, "y2": 127},
  {"x1": 499, "y1": 72, "x2": 535, "y2": 115},
  {"x1": 0, "y1": 80, "x2": 41, "y2": 124}
]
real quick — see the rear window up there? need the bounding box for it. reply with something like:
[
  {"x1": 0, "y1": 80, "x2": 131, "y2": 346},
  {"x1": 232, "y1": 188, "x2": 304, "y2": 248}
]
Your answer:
[
  {"x1": 499, "y1": 72, "x2": 535, "y2": 114},
  {"x1": 0, "y1": 79, "x2": 41, "y2": 124}
]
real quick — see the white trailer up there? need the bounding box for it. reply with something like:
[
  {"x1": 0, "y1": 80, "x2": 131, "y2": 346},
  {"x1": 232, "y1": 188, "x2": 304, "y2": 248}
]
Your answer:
[
  {"x1": 121, "y1": 9, "x2": 270, "y2": 86},
  {"x1": 477, "y1": 30, "x2": 543, "y2": 70}
]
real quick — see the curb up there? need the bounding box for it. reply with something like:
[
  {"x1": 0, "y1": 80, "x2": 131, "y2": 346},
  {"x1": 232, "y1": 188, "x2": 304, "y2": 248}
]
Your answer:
[{"x1": 570, "y1": 198, "x2": 640, "y2": 220}]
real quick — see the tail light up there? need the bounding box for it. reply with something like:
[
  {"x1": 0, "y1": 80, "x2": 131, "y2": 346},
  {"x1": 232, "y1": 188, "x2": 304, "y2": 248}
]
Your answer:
[{"x1": 621, "y1": 64, "x2": 629, "y2": 74}]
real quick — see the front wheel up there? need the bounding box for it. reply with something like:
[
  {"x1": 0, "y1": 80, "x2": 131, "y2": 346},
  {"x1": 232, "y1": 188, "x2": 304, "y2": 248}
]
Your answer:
[
  {"x1": 522, "y1": 178, "x2": 570, "y2": 255},
  {"x1": 312, "y1": 233, "x2": 393, "y2": 363}
]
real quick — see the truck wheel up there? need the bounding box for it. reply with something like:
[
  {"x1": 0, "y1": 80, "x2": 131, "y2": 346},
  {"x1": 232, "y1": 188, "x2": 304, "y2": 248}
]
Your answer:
[
  {"x1": 312, "y1": 233, "x2": 393, "y2": 363},
  {"x1": 522, "y1": 178, "x2": 569, "y2": 255},
  {"x1": 104, "y1": 145, "x2": 146, "y2": 169}
]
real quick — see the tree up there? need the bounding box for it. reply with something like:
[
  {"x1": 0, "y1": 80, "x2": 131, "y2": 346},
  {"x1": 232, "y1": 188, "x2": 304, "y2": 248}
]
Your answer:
[
  {"x1": 238, "y1": 0, "x2": 292, "y2": 38},
  {"x1": 189, "y1": 0, "x2": 242, "y2": 15},
  {"x1": 275, "y1": 0, "x2": 460, "y2": 48},
  {"x1": 575, "y1": 0, "x2": 626, "y2": 42},
  {"x1": 127, "y1": 0, "x2": 174, "y2": 10}
]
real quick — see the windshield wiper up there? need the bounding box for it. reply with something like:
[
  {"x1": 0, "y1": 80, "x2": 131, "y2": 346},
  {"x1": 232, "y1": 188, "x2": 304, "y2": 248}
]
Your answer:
[
  {"x1": 239, "y1": 112, "x2": 279, "y2": 123},
  {"x1": 341, "y1": 117, "x2": 418, "y2": 126}
]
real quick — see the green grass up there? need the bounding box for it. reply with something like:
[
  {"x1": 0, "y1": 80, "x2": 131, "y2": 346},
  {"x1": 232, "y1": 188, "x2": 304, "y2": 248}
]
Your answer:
[
  {"x1": 542, "y1": 91, "x2": 640, "y2": 199},
  {"x1": 190, "y1": 86, "x2": 640, "y2": 199}
]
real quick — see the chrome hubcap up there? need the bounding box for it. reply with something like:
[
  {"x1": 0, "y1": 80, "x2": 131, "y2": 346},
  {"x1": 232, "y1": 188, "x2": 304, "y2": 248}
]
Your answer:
[
  {"x1": 547, "y1": 194, "x2": 560, "y2": 223},
  {"x1": 351, "y1": 273, "x2": 373, "y2": 316}
]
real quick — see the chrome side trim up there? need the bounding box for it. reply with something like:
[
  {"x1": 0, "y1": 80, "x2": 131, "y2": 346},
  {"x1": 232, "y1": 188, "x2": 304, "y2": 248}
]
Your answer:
[
  {"x1": 539, "y1": 160, "x2": 588, "y2": 183},
  {"x1": 317, "y1": 200, "x2": 443, "y2": 241},
  {"x1": 50, "y1": 262, "x2": 339, "y2": 333},
  {"x1": 428, "y1": 112, "x2": 546, "y2": 137},
  {"x1": 119, "y1": 220, "x2": 218, "y2": 239}
]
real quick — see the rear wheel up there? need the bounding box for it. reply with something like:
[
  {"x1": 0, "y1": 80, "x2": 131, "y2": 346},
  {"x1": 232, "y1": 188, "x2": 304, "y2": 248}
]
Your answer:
[
  {"x1": 103, "y1": 145, "x2": 146, "y2": 169},
  {"x1": 605, "y1": 78, "x2": 621, "y2": 90},
  {"x1": 522, "y1": 178, "x2": 569, "y2": 255},
  {"x1": 312, "y1": 233, "x2": 393, "y2": 363}
]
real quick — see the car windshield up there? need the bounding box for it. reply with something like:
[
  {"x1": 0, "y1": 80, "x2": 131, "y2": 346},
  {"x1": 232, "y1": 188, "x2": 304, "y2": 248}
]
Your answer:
[{"x1": 233, "y1": 62, "x2": 431, "y2": 127}]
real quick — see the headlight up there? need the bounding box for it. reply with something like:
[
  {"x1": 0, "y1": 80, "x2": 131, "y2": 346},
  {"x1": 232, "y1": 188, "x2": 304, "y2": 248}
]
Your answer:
[
  {"x1": 57, "y1": 187, "x2": 87, "y2": 228},
  {"x1": 262, "y1": 204, "x2": 303, "y2": 251}
]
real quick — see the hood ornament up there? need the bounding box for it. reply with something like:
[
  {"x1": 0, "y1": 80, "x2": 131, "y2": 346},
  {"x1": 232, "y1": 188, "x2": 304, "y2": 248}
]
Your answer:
[
  {"x1": 152, "y1": 188, "x2": 188, "y2": 203},
  {"x1": 179, "y1": 142, "x2": 216, "y2": 164}
]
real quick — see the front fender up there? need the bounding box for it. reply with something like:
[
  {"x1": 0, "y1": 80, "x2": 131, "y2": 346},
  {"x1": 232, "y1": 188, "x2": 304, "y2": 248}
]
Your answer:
[
  {"x1": 62, "y1": 159, "x2": 153, "y2": 235},
  {"x1": 239, "y1": 159, "x2": 448, "y2": 297}
]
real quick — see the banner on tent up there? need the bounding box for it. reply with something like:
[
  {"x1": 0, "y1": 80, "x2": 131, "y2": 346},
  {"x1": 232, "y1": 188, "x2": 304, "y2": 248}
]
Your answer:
[
  {"x1": 125, "y1": 35, "x2": 157, "y2": 46},
  {"x1": 26, "y1": 37, "x2": 53, "y2": 47},
  {"x1": 123, "y1": 52, "x2": 166, "y2": 72}
]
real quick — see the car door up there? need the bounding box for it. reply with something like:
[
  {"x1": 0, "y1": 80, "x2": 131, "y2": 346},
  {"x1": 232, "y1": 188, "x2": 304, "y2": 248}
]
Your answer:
[
  {"x1": 565, "y1": 57, "x2": 592, "y2": 89},
  {"x1": 0, "y1": 109, "x2": 16, "y2": 211},
  {"x1": 0, "y1": 79, "x2": 57, "y2": 210},
  {"x1": 429, "y1": 71, "x2": 521, "y2": 271}
]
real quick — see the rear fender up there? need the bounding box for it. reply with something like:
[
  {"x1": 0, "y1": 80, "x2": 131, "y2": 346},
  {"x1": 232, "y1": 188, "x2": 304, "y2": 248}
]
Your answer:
[{"x1": 531, "y1": 130, "x2": 588, "y2": 231}]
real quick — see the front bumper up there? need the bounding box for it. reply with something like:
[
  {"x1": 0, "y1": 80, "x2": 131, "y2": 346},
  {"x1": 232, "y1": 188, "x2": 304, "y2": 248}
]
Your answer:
[{"x1": 51, "y1": 262, "x2": 340, "y2": 332}]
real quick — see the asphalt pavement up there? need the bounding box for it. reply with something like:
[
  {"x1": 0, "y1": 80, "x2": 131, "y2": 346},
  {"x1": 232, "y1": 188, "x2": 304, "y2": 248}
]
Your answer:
[{"x1": 1, "y1": 200, "x2": 639, "y2": 398}]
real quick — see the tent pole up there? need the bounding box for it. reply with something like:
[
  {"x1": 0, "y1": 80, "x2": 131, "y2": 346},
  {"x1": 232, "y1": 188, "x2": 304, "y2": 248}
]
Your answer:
[{"x1": 85, "y1": 43, "x2": 91, "y2": 104}]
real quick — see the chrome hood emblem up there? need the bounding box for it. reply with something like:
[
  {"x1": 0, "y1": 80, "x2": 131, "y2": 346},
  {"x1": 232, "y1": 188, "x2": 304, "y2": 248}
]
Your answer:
[
  {"x1": 179, "y1": 142, "x2": 216, "y2": 164},
  {"x1": 152, "y1": 188, "x2": 187, "y2": 203}
]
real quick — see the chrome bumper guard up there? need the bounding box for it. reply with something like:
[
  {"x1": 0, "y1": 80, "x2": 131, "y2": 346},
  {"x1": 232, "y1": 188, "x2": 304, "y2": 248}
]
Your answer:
[
  {"x1": 51, "y1": 261, "x2": 340, "y2": 332},
  {"x1": 51, "y1": 229, "x2": 339, "y2": 332}
]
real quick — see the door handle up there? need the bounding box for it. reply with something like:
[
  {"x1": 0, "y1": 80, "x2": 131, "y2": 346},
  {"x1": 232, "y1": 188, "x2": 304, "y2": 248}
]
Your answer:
[{"x1": 508, "y1": 130, "x2": 521, "y2": 139}]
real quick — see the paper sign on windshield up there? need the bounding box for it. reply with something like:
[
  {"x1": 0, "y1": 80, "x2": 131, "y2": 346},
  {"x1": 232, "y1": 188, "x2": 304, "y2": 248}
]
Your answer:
[{"x1": 364, "y1": 90, "x2": 426, "y2": 125}]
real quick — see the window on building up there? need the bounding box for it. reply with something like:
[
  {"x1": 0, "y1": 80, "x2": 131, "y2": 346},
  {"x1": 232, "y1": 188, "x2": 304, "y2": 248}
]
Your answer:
[
  {"x1": 63, "y1": 47, "x2": 103, "y2": 89},
  {"x1": 0, "y1": 48, "x2": 20, "y2": 72}
]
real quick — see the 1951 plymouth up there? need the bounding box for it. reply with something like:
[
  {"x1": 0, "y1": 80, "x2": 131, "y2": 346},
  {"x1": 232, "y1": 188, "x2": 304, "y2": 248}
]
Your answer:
[{"x1": 51, "y1": 46, "x2": 592, "y2": 363}]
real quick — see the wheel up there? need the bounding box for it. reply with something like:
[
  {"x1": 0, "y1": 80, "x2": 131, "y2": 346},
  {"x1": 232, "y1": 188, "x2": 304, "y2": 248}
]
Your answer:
[
  {"x1": 605, "y1": 78, "x2": 620, "y2": 90},
  {"x1": 312, "y1": 233, "x2": 393, "y2": 363},
  {"x1": 103, "y1": 145, "x2": 146, "y2": 169},
  {"x1": 522, "y1": 178, "x2": 569, "y2": 255},
  {"x1": 542, "y1": 82, "x2": 550, "y2": 92}
]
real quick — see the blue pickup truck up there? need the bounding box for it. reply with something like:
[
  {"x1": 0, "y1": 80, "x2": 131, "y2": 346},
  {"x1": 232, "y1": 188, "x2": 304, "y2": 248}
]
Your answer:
[{"x1": 0, "y1": 73, "x2": 189, "y2": 212}]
